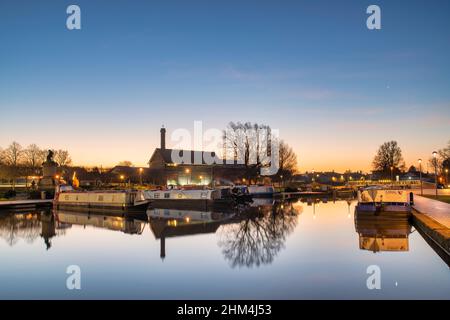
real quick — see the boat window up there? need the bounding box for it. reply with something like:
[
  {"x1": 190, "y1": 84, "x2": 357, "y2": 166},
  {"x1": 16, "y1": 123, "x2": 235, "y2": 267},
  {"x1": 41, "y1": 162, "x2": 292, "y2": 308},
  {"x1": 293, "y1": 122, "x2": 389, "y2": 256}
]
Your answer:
[
  {"x1": 98, "y1": 195, "x2": 104, "y2": 201},
  {"x1": 154, "y1": 193, "x2": 160, "y2": 199},
  {"x1": 177, "y1": 193, "x2": 182, "y2": 199},
  {"x1": 165, "y1": 193, "x2": 170, "y2": 199}
]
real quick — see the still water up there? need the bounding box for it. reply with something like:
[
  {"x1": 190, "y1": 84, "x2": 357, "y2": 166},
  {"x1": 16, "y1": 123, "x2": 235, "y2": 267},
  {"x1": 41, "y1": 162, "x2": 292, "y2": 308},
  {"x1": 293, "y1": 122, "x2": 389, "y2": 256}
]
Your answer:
[{"x1": 0, "y1": 199, "x2": 449, "y2": 299}]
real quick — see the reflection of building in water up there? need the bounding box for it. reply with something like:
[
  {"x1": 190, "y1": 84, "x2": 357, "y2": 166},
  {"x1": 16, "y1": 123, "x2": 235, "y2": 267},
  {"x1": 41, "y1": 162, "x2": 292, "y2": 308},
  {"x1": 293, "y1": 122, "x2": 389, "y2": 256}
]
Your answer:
[
  {"x1": 55, "y1": 211, "x2": 146, "y2": 235},
  {"x1": 148, "y1": 208, "x2": 235, "y2": 260},
  {"x1": 354, "y1": 211, "x2": 412, "y2": 253}
]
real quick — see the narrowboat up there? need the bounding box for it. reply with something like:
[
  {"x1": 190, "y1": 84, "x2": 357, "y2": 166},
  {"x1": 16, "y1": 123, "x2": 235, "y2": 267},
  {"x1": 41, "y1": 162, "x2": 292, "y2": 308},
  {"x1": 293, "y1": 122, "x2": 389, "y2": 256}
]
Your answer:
[
  {"x1": 143, "y1": 188, "x2": 236, "y2": 210},
  {"x1": 247, "y1": 185, "x2": 277, "y2": 198},
  {"x1": 356, "y1": 187, "x2": 413, "y2": 217},
  {"x1": 54, "y1": 185, "x2": 150, "y2": 213}
]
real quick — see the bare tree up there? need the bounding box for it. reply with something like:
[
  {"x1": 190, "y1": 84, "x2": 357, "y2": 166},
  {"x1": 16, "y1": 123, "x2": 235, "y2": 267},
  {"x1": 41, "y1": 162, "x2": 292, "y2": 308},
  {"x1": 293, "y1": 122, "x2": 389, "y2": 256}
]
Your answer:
[
  {"x1": 223, "y1": 122, "x2": 272, "y2": 182},
  {"x1": 2, "y1": 142, "x2": 23, "y2": 190},
  {"x1": 278, "y1": 140, "x2": 298, "y2": 180},
  {"x1": 24, "y1": 144, "x2": 46, "y2": 172},
  {"x1": 54, "y1": 149, "x2": 72, "y2": 167},
  {"x1": 372, "y1": 141, "x2": 405, "y2": 174}
]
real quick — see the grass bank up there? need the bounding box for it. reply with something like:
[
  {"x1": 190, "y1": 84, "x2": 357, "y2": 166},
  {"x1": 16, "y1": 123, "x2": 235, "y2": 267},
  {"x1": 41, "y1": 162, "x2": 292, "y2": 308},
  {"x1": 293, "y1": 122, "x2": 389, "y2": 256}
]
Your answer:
[{"x1": 422, "y1": 195, "x2": 450, "y2": 204}]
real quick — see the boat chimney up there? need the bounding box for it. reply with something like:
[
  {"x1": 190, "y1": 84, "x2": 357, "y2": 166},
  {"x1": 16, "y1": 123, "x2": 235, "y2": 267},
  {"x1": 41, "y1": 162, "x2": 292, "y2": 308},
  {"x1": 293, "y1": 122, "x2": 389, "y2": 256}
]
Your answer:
[{"x1": 160, "y1": 125, "x2": 166, "y2": 150}]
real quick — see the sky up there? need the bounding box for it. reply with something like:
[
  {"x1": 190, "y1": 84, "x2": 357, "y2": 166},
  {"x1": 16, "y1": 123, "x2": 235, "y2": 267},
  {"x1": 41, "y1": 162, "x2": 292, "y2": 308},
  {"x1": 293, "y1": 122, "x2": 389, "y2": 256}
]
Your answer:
[{"x1": 1, "y1": 0, "x2": 449, "y2": 172}]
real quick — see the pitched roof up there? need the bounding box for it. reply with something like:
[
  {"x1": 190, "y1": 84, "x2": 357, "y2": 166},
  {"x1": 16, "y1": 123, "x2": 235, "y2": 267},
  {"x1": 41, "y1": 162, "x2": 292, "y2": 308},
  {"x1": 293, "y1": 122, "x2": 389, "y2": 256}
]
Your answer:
[{"x1": 151, "y1": 148, "x2": 243, "y2": 166}]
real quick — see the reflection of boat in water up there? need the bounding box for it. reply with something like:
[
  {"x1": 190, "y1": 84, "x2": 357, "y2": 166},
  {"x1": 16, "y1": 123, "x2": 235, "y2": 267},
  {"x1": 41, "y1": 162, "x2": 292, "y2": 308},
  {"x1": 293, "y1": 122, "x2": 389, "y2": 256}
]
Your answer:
[
  {"x1": 356, "y1": 187, "x2": 413, "y2": 217},
  {"x1": 54, "y1": 210, "x2": 146, "y2": 235},
  {"x1": 355, "y1": 210, "x2": 412, "y2": 253},
  {"x1": 54, "y1": 185, "x2": 150, "y2": 214},
  {"x1": 250, "y1": 197, "x2": 275, "y2": 207}
]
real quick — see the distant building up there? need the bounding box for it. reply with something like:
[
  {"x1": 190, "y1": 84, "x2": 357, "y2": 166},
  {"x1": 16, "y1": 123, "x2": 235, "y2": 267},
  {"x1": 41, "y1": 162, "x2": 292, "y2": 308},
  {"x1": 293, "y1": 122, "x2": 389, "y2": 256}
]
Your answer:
[{"x1": 148, "y1": 127, "x2": 247, "y2": 186}]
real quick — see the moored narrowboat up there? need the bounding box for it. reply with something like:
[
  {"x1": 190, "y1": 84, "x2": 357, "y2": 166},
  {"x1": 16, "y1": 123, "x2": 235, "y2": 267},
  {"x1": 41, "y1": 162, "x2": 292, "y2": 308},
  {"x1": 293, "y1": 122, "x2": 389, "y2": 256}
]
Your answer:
[
  {"x1": 356, "y1": 187, "x2": 413, "y2": 217},
  {"x1": 54, "y1": 185, "x2": 150, "y2": 213}
]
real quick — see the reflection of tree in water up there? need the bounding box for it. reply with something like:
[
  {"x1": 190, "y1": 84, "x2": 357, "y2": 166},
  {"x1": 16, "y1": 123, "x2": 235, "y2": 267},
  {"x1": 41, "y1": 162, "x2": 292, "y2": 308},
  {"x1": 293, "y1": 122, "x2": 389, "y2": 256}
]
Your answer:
[
  {"x1": 0, "y1": 213, "x2": 42, "y2": 246},
  {"x1": 0, "y1": 210, "x2": 61, "y2": 248},
  {"x1": 218, "y1": 202, "x2": 299, "y2": 268}
]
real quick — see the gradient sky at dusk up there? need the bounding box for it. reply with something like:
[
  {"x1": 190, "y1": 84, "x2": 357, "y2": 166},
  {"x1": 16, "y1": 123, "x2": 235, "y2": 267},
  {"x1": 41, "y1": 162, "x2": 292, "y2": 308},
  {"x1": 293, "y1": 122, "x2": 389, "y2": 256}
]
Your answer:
[{"x1": 1, "y1": 0, "x2": 449, "y2": 171}]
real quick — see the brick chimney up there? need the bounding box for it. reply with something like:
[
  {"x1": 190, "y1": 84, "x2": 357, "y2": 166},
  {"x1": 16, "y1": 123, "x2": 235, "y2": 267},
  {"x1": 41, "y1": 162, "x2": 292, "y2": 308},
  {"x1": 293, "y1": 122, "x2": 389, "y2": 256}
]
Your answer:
[{"x1": 160, "y1": 126, "x2": 166, "y2": 150}]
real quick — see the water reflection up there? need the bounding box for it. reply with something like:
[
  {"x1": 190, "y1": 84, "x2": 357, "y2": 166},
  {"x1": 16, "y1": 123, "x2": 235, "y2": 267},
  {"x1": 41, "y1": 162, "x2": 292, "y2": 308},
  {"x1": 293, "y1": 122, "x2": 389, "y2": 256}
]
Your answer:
[
  {"x1": 0, "y1": 210, "x2": 69, "y2": 249},
  {"x1": 147, "y1": 208, "x2": 236, "y2": 259},
  {"x1": 55, "y1": 211, "x2": 146, "y2": 235},
  {"x1": 218, "y1": 201, "x2": 300, "y2": 268},
  {"x1": 354, "y1": 210, "x2": 412, "y2": 253},
  {"x1": 1, "y1": 199, "x2": 449, "y2": 299}
]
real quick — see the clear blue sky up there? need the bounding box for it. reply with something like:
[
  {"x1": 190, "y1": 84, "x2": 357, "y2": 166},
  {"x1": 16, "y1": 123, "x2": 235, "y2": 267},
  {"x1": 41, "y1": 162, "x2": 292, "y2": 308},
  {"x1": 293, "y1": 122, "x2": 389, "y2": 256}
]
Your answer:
[{"x1": 1, "y1": 0, "x2": 449, "y2": 171}]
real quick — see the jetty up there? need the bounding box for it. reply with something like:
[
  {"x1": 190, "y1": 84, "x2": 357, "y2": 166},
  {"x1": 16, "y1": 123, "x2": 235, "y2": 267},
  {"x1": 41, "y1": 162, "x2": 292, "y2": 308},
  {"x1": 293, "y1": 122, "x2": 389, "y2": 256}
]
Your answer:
[
  {"x1": 0, "y1": 199, "x2": 53, "y2": 211},
  {"x1": 412, "y1": 195, "x2": 450, "y2": 261}
]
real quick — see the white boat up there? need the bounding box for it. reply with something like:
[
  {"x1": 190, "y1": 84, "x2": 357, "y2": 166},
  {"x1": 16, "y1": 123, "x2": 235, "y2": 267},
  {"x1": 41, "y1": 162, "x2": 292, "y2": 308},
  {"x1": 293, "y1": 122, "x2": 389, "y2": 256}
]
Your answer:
[
  {"x1": 248, "y1": 185, "x2": 277, "y2": 198},
  {"x1": 142, "y1": 188, "x2": 236, "y2": 210},
  {"x1": 356, "y1": 187, "x2": 413, "y2": 216},
  {"x1": 54, "y1": 185, "x2": 150, "y2": 213}
]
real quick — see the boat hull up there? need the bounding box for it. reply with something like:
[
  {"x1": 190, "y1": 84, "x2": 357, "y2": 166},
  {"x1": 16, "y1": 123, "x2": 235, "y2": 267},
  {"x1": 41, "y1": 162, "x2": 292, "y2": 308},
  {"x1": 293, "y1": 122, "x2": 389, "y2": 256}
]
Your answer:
[
  {"x1": 356, "y1": 203, "x2": 411, "y2": 218},
  {"x1": 55, "y1": 201, "x2": 150, "y2": 214}
]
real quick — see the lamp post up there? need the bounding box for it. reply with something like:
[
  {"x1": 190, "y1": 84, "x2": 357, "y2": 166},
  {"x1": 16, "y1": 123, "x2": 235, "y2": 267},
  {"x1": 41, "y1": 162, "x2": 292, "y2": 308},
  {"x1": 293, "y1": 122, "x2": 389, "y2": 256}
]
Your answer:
[
  {"x1": 139, "y1": 168, "x2": 144, "y2": 186},
  {"x1": 185, "y1": 168, "x2": 191, "y2": 185},
  {"x1": 444, "y1": 167, "x2": 449, "y2": 187},
  {"x1": 433, "y1": 151, "x2": 438, "y2": 198},
  {"x1": 390, "y1": 166, "x2": 394, "y2": 185},
  {"x1": 418, "y1": 159, "x2": 423, "y2": 196},
  {"x1": 120, "y1": 175, "x2": 125, "y2": 187}
]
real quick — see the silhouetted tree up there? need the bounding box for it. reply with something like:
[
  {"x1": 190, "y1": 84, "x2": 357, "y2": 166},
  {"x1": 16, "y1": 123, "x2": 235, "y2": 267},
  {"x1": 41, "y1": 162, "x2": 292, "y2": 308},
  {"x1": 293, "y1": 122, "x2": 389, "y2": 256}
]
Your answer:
[
  {"x1": 24, "y1": 144, "x2": 46, "y2": 173},
  {"x1": 372, "y1": 141, "x2": 405, "y2": 175},
  {"x1": 2, "y1": 142, "x2": 24, "y2": 190},
  {"x1": 223, "y1": 122, "x2": 273, "y2": 182},
  {"x1": 278, "y1": 140, "x2": 298, "y2": 181},
  {"x1": 54, "y1": 149, "x2": 72, "y2": 166}
]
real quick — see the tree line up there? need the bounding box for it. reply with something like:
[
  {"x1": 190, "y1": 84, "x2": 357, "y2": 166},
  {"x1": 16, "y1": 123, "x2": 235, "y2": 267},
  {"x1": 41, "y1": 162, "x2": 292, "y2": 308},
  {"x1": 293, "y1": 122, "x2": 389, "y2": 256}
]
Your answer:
[
  {"x1": 372, "y1": 140, "x2": 450, "y2": 177},
  {"x1": 0, "y1": 141, "x2": 72, "y2": 181}
]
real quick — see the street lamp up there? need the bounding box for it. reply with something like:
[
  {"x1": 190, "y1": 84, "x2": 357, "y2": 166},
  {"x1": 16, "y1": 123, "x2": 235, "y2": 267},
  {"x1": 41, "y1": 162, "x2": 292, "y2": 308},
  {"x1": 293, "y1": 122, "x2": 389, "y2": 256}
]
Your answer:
[
  {"x1": 139, "y1": 167, "x2": 144, "y2": 186},
  {"x1": 185, "y1": 168, "x2": 191, "y2": 185},
  {"x1": 390, "y1": 166, "x2": 394, "y2": 184},
  {"x1": 446, "y1": 168, "x2": 449, "y2": 188},
  {"x1": 433, "y1": 151, "x2": 438, "y2": 198},
  {"x1": 120, "y1": 175, "x2": 125, "y2": 187},
  {"x1": 418, "y1": 159, "x2": 423, "y2": 196}
]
